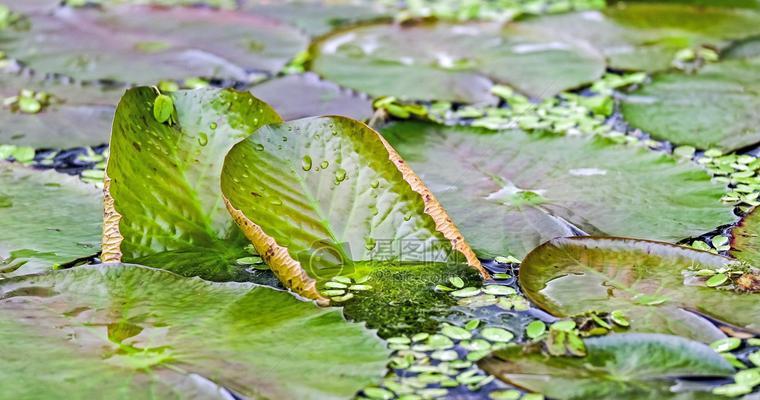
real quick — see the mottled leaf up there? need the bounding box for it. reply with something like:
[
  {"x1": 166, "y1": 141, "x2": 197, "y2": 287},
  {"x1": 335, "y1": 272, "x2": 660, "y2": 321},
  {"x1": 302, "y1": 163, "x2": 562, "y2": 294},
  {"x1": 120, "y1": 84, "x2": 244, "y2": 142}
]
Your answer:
[
  {"x1": 104, "y1": 87, "x2": 282, "y2": 280},
  {"x1": 481, "y1": 333, "x2": 734, "y2": 400},
  {"x1": 381, "y1": 122, "x2": 734, "y2": 259},
  {"x1": 520, "y1": 237, "x2": 760, "y2": 341},
  {"x1": 621, "y1": 58, "x2": 760, "y2": 151},
  {"x1": 731, "y1": 207, "x2": 760, "y2": 267},
  {"x1": 0, "y1": 162, "x2": 101, "y2": 277},
  {"x1": 311, "y1": 20, "x2": 604, "y2": 102},
  {"x1": 221, "y1": 116, "x2": 486, "y2": 303},
  {"x1": 0, "y1": 5, "x2": 308, "y2": 83},
  {"x1": 0, "y1": 264, "x2": 389, "y2": 399}
]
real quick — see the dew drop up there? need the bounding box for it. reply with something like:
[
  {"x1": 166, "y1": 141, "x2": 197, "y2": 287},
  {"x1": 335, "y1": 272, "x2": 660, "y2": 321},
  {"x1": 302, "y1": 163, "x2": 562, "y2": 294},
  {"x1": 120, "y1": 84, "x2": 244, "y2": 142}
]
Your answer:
[
  {"x1": 302, "y1": 155, "x2": 313, "y2": 171},
  {"x1": 320, "y1": 160, "x2": 329, "y2": 169},
  {"x1": 270, "y1": 199, "x2": 283, "y2": 206},
  {"x1": 404, "y1": 213, "x2": 412, "y2": 221},
  {"x1": 335, "y1": 168, "x2": 347, "y2": 183},
  {"x1": 365, "y1": 237, "x2": 376, "y2": 251},
  {"x1": 254, "y1": 143, "x2": 264, "y2": 151},
  {"x1": 209, "y1": 122, "x2": 217, "y2": 130},
  {"x1": 197, "y1": 132, "x2": 208, "y2": 146},
  {"x1": 370, "y1": 180, "x2": 380, "y2": 189}
]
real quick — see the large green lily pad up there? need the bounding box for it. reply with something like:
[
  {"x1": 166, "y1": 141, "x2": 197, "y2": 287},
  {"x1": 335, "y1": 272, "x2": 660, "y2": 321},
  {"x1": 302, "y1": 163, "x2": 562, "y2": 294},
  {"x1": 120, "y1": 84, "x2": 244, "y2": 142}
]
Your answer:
[
  {"x1": 104, "y1": 87, "x2": 281, "y2": 280},
  {"x1": 621, "y1": 58, "x2": 760, "y2": 151},
  {"x1": 0, "y1": 5, "x2": 308, "y2": 83},
  {"x1": 731, "y1": 207, "x2": 760, "y2": 267},
  {"x1": 0, "y1": 70, "x2": 122, "y2": 148},
  {"x1": 516, "y1": 3, "x2": 760, "y2": 72},
  {"x1": 381, "y1": 122, "x2": 735, "y2": 260},
  {"x1": 480, "y1": 333, "x2": 734, "y2": 400},
  {"x1": 0, "y1": 264, "x2": 389, "y2": 399},
  {"x1": 310, "y1": 20, "x2": 605, "y2": 102},
  {"x1": 0, "y1": 162, "x2": 101, "y2": 278},
  {"x1": 520, "y1": 237, "x2": 760, "y2": 341},
  {"x1": 249, "y1": 73, "x2": 373, "y2": 121},
  {"x1": 221, "y1": 116, "x2": 486, "y2": 303}
]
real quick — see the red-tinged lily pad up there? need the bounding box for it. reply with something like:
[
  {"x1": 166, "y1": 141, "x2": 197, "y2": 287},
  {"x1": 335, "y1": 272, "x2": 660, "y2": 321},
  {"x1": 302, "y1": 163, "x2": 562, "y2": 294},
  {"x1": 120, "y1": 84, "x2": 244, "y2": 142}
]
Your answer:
[
  {"x1": 0, "y1": 70, "x2": 122, "y2": 148},
  {"x1": 519, "y1": 237, "x2": 760, "y2": 342},
  {"x1": 480, "y1": 333, "x2": 735, "y2": 400},
  {"x1": 249, "y1": 73, "x2": 373, "y2": 121},
  {"x1": 0, "y1": 5, "x2": 308, "y2": 83}
]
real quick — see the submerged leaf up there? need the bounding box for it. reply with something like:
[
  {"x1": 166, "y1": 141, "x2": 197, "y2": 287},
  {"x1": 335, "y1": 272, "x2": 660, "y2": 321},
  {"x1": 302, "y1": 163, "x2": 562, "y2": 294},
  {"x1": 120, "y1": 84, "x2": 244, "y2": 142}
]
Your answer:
[
  {"x1": 0, "y1": 162, "x2": 101, "y2": 277},
  {"x1": 0, "y1": 264, "x2": 389, "y2": 399},
  {"x1": 480, "y1": 333, "x2": 735, "y2": 400},
  {"x1": 520, "y1": 237, "x2": 760, "y2": 341},
  {"x1": 221, "y1": 116, "x2": 486, "y2": 302},
  {"x1": 104, "y1": 87, "x2": 281, "y2": 280},
  {"x1": 381, "y1": 122, "x2": 734, "y2": 259}
]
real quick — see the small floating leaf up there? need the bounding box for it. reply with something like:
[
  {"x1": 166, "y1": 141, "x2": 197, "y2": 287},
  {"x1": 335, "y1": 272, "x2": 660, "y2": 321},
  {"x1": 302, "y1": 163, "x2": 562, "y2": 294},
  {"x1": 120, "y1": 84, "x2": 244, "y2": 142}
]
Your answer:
[{"x1": 526, "y1": 321, "x2": 547, "y2": 339}]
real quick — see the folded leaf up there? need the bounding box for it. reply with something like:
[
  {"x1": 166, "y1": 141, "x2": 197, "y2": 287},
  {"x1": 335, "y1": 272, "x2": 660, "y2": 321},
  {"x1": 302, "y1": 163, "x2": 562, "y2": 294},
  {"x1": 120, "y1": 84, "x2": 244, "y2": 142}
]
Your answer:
[
  {"x1": 0, "y1": 264, "x2": 389, "y2": 399},
  {"x1": 480, "y1": 333, "x2": 734, "y2": 400},
  {"x1": 221, "y1": 116, "x2": 487, "y2": 303},
  {"x1": 381, "y1": 121, "x2": 735, "y2": 259},
  {"x1": 103, "y1": 87, "x2": 281, "y2": 280},
  {"x1": 0, "y1": 162, "x2": 101, "y2": 278},
  {"x1": 520, "y1": 237, "x2": 760, "y2": 341}
]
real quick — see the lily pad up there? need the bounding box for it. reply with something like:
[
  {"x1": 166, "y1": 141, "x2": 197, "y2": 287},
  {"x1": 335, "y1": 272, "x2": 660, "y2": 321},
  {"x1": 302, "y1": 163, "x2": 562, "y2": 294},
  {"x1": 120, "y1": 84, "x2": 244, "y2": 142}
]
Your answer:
[
  {"x1": 104, "y1": 87, "x2": 281, "y2": 280},
  {"x1": 0, "y1": 162, "x2": 101, "y2": 278},
  {"x1": 0, "y1": 5, "x2": 308, "y2": 83},
  {"x1": 249, "y1": 73, "x2": 373, "y2": 121},
  {"x1": 221, "y1": 116, "x2": 487, "y2": 303},
  {"x1": 480, "y1": 333, "x2": 735, "y2": 400},
  {"x1": 731, "y1": 207, "x2": 760, "y2": 267},
  {"x1": 621, "y1": 58, "x2": 760, "y2": 151},
  {"x1": 516, "y1": 3, "x2": 760, "y2": 72},
  {"x1": 0, "y1": 70, "x2": 122, "y2": 148},
  {"x1": 242, "y1": 0, "x2": 392, "y2": 36},
  {"x1": 520, "y1": 237, "x2": 760, "y2": 341},
  {"x1": 381, "y1": 122, "x2": 734, "y2": 259},
  {"x1": 0, "y1": 264, "x2": 389, "y2": 399},
  {"x1": 311, "y1": 20, "x2": 605, "y2": 102}
]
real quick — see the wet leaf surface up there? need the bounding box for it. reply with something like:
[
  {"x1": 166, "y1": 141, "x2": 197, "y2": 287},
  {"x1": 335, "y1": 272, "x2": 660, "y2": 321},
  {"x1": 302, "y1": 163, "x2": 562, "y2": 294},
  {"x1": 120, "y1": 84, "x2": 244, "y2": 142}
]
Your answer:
[
  {"x1": 520, "y1": 237, "x2": 760, "y2": 341},
  {"x1": 311, "y1": 20, "x2": 605, "y2": 102},
  {"x1": 621, "y1": 57, "x2": 760, "y2": 151},
  {"x1": 731, "y1": 207, "x2": 760, "y2": 267},
  {"x1": 382, "y1": 121, "x2": 735, "y2": 259},
  {"x1": 0, "y1": 162, "x2": 101, "y2": 278},
  {"x1": 105, "y1": 87, "x2": 281, "y2": 280},
  {"x1": 0, "y1": 264, "x2": 389, "y2": 399},
  {"x1": 221, "y1": 116, "x2": 485, "y2": 302},
  {"x1": 0, "y1": 5, "x2": 308, "y2": 83},
  {"x1": 481, "y1": 333, "x2": 735, "y2": 400}
]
